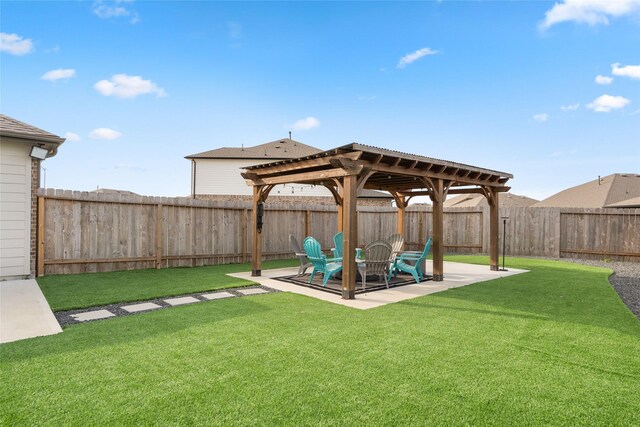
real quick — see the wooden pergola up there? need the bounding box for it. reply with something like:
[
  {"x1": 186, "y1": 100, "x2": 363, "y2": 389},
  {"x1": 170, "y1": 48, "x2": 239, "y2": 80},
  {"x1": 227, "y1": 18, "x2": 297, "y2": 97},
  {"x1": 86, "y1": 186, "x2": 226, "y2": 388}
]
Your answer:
[{"x1": 242, "y1": 143, "x2": 512, "y2": 299}]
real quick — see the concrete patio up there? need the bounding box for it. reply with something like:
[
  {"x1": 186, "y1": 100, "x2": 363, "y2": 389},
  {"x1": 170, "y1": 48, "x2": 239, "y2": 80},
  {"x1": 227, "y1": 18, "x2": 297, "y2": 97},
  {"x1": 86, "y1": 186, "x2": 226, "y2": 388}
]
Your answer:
[
  {"x1": 0, "y1": 279, "x2": 62, "y2": 344},
  {"x1": 229, "y1": 260, "x2": 529, "y2": 310}
]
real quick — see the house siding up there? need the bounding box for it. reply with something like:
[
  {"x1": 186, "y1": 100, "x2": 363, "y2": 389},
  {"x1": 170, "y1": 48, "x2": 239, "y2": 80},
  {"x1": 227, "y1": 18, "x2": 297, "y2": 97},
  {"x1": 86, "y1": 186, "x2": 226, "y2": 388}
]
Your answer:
[
  {"x1": 0, "y1": 139, "x2": 32, "y2": 279},
  {"x1": 193, "y1": 158, "x2": 332, "y2": 198}
]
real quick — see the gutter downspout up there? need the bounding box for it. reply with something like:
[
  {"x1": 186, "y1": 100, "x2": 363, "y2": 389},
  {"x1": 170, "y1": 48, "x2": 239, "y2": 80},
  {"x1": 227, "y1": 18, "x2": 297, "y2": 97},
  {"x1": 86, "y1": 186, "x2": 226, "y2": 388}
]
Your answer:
[{"x1": 192, "y1": 159, "x2": 197, "y2": 199}]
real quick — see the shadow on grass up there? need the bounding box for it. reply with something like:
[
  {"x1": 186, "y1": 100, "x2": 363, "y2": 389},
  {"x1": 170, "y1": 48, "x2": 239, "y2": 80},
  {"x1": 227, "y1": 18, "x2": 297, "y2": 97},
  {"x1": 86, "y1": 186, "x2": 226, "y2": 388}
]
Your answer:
[
  {"x1": 0, "y1": 296, "x2": 272, "y2": 363},
  {"x1": 397, "y1": 300, "x2": 549, "y2": 322}
]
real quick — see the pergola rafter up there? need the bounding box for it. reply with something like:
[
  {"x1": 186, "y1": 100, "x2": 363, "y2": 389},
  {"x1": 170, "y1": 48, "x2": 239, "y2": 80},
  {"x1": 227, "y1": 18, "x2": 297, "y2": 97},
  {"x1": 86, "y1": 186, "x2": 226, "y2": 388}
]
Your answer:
[{"x1": 241, "y1": 143, "x2": 513, "y2": 300}]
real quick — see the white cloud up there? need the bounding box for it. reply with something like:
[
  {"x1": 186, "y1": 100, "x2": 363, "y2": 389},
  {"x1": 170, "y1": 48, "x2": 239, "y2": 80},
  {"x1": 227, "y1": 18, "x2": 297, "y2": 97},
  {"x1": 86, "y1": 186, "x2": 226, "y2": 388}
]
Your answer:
[
  {"x1": 533, "y1": 113, "x2": 549, "y2": 122},
  {"x1": 540, "y1": 0, "x2": 640, "y2": 29},
  {"x1": 93, "y1": 1, "x2": 139, "y2": 24},
  {"x1": 595, "y1": 75, "x2": 613, "y2": 85},
  {"x1": 561, "y1": 103, "x2": 580, "y2": 111},
  {"x1": 586, "y1": 94, "x2": 631, "y2": 112},
  {"x1": 41, "y1": 68, "x2": 76, "y2": 81},
  {"x1": 94, "y1": 74, "x2": 166, "y2": 99},
  {"x1": 0, "y1": 32, "x2": 34, "y2": 55},
  {"x1": 288, "y1": 117, "x2": 320, "y2": 131},
  {"x1": 89, "y1": 128, "x2": 122, "y2": 140},
  {"x1": 611, "y1": 63, "x2": 640, "y2": 80},
  {"x1": 397, "y1": 47, "x2": 439, "y2": 69},
  {"x1": 64, "y1": 132, "x2": 81, "y2": 142}
]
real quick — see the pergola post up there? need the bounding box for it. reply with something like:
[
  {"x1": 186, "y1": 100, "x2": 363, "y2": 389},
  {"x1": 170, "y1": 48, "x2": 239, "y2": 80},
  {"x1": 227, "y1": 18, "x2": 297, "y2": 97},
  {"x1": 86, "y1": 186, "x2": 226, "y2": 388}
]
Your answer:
[
  {"x1": 429, "y1": 178, "x2": 450, "y2": 282},
  {"x1": 390, "y1": 191, "x2": 407, "y2": 246},
  {"x1": 487, "y1": 187, "x2": 500, "y2": 271},
  {"x1": 341, "y1": 174, "x2": 357, "y2": 299},
  {"x1": 397, "y1": 203, "x2": 405, "y2": 237},
  {"x1": 337, "y1": 205, "x2": 343, "y2": 232},
  {"x1": 251, "y1": 185, "x2": 263, "y2": 276}
]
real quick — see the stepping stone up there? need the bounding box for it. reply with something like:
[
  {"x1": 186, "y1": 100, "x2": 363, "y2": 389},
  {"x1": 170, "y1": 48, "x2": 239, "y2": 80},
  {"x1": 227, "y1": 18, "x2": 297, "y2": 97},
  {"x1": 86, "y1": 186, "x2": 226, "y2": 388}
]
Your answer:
[
  {"x1": 121, "y1": 302, "x2": 162, "y2": 313},
  {"x1": 164, "y1": 296, "x2": 200, "y2": 306},
  {"x1": 71, "y1": 310, "x2": 115, "y2": 322},
  {"x1": 201, "y1": 291, "x2": 235, "y2": 300},
  {"x1": 236, "y1": 288, "x2": 269, "y2": 296}
]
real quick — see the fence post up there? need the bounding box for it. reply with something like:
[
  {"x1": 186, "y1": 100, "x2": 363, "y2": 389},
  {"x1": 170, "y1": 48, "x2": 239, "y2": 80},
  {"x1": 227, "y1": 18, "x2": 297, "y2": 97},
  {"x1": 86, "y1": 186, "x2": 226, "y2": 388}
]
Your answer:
[
  {"x1": 554, "y1": 209, "x2": 562, "y2": 259},
  {"x1": 242, "y1": 208, "x2": 248, "y2": 263},
  {"x1": 37, "y1": 196, "x2": 45, "y2": 277},
  {"x1": 305, "y1": 210, "x2": 311, "y2": 237},
  {"x1": 155, "y1": 204, "x2": 163, "y2": 269},
  {"x1": 418, "y1": 210, "x2": 425, "y2": 248}
]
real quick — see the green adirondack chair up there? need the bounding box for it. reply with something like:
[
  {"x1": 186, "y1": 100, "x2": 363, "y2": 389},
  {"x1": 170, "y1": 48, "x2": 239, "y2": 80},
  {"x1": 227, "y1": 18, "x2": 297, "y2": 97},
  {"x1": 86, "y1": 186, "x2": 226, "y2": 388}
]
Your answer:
[
  {"x1": 331, "y1": 231, "x2": 343, "y2": 259},
  {"x1": 388, "y1": 238, "x2": 432, "y2": 284},
  {"x1": 303, "y1": 236, "x2": 343, "y2": 286}
]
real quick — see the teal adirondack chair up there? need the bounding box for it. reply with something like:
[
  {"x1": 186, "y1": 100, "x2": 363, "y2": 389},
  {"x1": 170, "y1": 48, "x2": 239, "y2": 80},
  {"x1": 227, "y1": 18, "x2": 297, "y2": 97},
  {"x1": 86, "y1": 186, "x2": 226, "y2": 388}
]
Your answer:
[
  {"x1": 303, "y1": 237, "x2": 343, "y2": 286},
  {"x1": 388, "y1": 238, "x2": 432, "y2": 284},
  {"x1": 331, "y1": 232, "x2": 343, "y2": 259}
]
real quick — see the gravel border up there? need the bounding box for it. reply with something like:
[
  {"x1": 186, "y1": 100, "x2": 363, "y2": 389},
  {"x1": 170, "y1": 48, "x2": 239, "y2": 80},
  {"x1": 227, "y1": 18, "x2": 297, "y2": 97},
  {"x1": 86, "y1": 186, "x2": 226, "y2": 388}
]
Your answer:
[{"x1": 55, "y1": 285, "x2": 280, "y2": 326}]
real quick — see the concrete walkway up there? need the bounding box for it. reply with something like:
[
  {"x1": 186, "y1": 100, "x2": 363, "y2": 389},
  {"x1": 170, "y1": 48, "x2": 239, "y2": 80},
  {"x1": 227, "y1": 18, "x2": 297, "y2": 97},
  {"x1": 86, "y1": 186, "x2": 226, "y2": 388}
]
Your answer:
[
  {"x1": 229, "y1": 261, "x2": 528, "y2": 310},
  {"x1": 1, "y1": 279, "x2": 62, "y2": 344}
]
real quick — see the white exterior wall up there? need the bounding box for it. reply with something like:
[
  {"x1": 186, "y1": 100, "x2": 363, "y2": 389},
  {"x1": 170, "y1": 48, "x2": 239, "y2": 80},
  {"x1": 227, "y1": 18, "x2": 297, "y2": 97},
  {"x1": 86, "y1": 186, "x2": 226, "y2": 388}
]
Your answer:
[
  {"x1": 0, "y1": 140, "x2": 31, "y2": 278},
  {"x1": 193, "y1": 158, "x2": 332, "y2": 197}
]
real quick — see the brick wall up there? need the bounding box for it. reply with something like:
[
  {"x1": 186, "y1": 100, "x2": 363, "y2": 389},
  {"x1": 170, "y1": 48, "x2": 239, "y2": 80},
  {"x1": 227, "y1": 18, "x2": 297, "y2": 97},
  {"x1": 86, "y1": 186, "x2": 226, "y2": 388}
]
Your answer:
[
  {"x1": 29, "y1": 158, "x2": 40, "y2": 277},
  {"x1": 195, "y1": 194, "x2": 392, "y2": 207}
]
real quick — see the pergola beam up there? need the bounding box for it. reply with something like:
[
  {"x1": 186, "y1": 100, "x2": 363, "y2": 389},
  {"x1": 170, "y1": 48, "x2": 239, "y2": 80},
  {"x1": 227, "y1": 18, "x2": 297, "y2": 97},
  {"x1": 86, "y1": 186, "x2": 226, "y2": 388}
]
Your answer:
[
  {"x1": 369, "y1": 164, "x2": 507, "y2": 188},
  {"x1": 246, "y1": 151, "x2": 363, "y2": 176},
  {"x1": 397, "y1": 186, "x2": 511, "y2": 197},
  {"x1": 242, "y1": 167, "x2": 355, "y2": 186}
]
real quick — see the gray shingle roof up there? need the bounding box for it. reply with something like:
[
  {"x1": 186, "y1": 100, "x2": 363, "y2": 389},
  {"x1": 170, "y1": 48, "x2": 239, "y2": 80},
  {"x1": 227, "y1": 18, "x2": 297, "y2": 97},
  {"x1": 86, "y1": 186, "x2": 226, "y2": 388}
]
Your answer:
[
  {"x1": 186, "y1": 138, "x2": 320, "y2": 160},
  {"x1": 604, "y1": 196, "x2": 640, "y2": 208},
  {"x1": 533, "y1": 174, "x2": 640, "y2": 208},
  {"x1": 444, "y1": 193, "x2": 538, "y2": 208},
  {"x1": 0, "y1": 114, "x2": 65, "y2": 144}
]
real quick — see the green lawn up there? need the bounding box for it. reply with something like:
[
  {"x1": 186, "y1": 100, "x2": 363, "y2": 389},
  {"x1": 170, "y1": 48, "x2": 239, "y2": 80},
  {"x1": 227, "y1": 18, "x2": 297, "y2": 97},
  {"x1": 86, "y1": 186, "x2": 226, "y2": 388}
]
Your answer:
[
  {"x1": 37, "y1": 259, "x2": 299, "y2": 311},
  {"x1": 2, "y1": 257, "x2": 639, "y2": 425}
]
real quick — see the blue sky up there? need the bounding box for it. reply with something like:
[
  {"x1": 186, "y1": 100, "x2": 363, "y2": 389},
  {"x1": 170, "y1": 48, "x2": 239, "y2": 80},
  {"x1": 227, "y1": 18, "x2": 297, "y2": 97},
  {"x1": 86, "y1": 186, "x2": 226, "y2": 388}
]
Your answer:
[{"x1": 2, "y1": 0, "x2": 639, "y2": 200}]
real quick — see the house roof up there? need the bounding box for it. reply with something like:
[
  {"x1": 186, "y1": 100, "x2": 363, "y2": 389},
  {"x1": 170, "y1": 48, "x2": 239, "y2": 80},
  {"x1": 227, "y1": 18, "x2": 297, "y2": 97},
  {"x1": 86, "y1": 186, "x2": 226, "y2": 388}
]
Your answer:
[
  {"x1": 92, "y1": 188, "x2": 140, "y2": 196},
  {"x1": 444, "y1": 192, "x2": 538, "y2": 208},
  {"x1": 185, "y1": 138, "x2": 320, "y2": 160},
  {"x1": 359, "y1": 189, "x2": 393, "y2": 199},
  {"x1": 532, "y1": 173, "x2": 640, "y2": 208},
  {"x1": 604, "y1": 196, "x2": 640, "y2": 208},
  {"x1": 0, "y1": 114, "x2": 65, "y2": 157}
]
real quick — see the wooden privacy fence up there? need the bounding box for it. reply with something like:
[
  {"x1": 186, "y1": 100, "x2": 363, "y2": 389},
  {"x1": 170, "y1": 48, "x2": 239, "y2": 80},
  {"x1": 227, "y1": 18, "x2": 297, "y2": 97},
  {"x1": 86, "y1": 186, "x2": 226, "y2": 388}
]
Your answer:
[{"x1": 37, "y1": 189, "x2": 640, "y2": 275}]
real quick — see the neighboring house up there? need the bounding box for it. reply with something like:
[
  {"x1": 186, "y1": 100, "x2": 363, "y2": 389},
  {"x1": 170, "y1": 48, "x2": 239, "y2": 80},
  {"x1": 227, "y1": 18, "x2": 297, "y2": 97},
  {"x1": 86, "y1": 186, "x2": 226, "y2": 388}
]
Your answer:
[
  {"x1": 0, "y1": 114, "x2": 64, "y2": 280},
  {"x1": 92, "y1": 188, "x2": 139, "y2": 196},
  {"x1": 532, "y1": 173, "x2": 640, "y2": 208},
  {"x1": 444, "y1": 192, "x2": 538, "y2": 208},
  {"x1": 185, "y1": 138, "x2": 393, "y2": 206}
]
